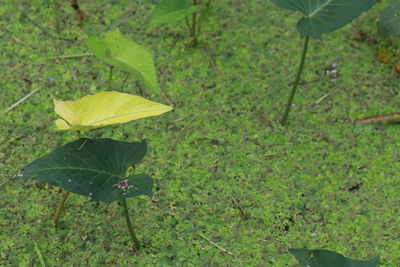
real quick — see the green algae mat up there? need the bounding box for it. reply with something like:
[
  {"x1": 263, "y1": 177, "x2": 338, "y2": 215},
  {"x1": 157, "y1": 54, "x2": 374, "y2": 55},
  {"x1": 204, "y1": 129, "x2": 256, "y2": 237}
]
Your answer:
[{"x1": 0, "y1": 0, "x2": 399, "y2": 266}]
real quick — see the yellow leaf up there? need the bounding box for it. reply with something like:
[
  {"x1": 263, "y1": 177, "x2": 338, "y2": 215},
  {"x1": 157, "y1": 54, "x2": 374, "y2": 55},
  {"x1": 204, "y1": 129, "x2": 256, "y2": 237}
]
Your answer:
[{"x1": 54, "y1": 91, "x2": 173, "y2": 130}]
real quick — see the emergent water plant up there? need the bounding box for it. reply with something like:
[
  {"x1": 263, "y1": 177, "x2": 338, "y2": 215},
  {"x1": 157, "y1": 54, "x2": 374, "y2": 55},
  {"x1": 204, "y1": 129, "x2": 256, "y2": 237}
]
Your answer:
[
  {"x1": 17, "y1": 28, "x2": 173, "y2": 250},
  {"x1": 150, "y1": 0, "x2": 212, "y2": 47},
  {"x1": 271, "y1": 0, "x2": 378, "y2": 125},
  {"x1": 51, "y1": 29, "x2": 167, "y2": 226},
  {"x1": 18, "y1": 91, "x2": 172, "y2": 251}
]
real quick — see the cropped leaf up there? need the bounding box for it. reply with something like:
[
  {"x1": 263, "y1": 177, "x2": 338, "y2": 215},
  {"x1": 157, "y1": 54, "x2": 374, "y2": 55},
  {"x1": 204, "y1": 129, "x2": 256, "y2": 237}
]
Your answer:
[
  {"x1": 354, "y1": 113, "x2": 400, "y2": 124},
  {"x1": 54, "y1": 91, "x2": 173, "y2": 131},
  {"x1": 271, "y1": 0, "x2": 377, "y2": 38},
  {"x1": 289, "y1": 249, "x2": 380, "y2": 267},
  {"x1": 19, "y1": 138, "x2": 154, "y2": 202},
  {"x1": 150, "y1": 0, "x2": 199, "y2": 25},
  {"x1": 379, "y1": 0, "x2": 400, "y2": 38},
  {"x1": 87, "y1": 29, "x2": 158, "y2": 91}
]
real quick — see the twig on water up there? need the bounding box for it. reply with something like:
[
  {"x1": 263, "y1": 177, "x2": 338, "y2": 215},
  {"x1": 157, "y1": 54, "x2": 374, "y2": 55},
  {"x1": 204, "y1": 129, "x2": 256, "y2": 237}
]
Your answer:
[
  {"x1": 4, "y1": 88, "x2": 41, "y2": 113},
  {"x1": 199, "y1": 233, "x2": 234, "y2": 256},
  {"x1": 203, "y1": 43, "x2": 219, "y2": 76},
  {"x1": 315, "y1": 93, "x2": 330, "y2": 104},
  {"x1": 12, "y1": 36, "x2": 37, "y2": 48},
  {"x1": 22, "y1": 13, "x2": 74, "y2": 42}
]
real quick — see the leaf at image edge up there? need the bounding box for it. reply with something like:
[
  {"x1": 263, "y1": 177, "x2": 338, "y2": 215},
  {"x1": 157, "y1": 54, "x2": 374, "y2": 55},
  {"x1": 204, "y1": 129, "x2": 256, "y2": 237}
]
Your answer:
[
  {"x1": 270, "y1": 0, "x2": 378, "y2": 38},
  {"x1": 379, "y1": 0, "x2": 400, "y2": 38},
  {"x1": 289, "y1": 248, "x2": 380, "y2": 267}
]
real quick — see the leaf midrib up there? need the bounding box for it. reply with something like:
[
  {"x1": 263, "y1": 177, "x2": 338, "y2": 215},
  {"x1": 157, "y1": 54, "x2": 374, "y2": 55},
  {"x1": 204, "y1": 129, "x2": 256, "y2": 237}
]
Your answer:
[
  {"x1": 26, "y1": 167, "x2": 123, "y2": 179},
  {"x1": 308, "y1": 0, "x2": 333, "y2": 18}
]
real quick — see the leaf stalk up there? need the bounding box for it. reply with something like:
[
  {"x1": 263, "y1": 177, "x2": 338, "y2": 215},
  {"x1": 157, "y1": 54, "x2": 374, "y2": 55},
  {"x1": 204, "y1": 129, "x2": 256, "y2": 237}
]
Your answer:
[
  {"x1": 122, "y1": 198, "x2": 141, "y2": 251},
  {"x1": 108, "y1": 66, "x2": 114, "y2": 90},
  {"x1": 53, "y1": 191, "x2": 70, "y2": 226},
  {"x1": 280, "y1": 36, "x2": 309, "y2": 126}
]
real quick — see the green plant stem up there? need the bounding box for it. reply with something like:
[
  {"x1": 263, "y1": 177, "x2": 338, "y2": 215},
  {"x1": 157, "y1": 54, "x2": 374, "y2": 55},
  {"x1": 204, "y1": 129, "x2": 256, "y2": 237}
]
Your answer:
[
  {"x1": 122, "y1": 198, "x2": 140, "y2": 251},
  {"x1": 185, "y1": 17, "x2": 193, "y2": 36},
  {"x1": 53, "y1": 131, "x2": 81, "y2": 226},
  {"x1": 108, "y1": 66, "x2": 114, "y2": 90},
  {"x1": 120, "y1": 73, "x2": 130, "y2": 91},
  {"x1": 197, "y1": 0, "x2": 211, "y2": 35},
  {"x1": 280, "y1": 36, "x2": 310, "y2": 126},
  {"x1": 53, "y1": 191, "x2": 70, "y2": 226},
  {"x1": 191, "y1": 0, "x2": 198, "y2": 47}
]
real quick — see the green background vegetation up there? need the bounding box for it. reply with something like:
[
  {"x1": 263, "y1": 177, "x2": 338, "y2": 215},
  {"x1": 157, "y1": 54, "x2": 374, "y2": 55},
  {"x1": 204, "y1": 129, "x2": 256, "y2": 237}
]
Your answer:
[{"x1": 1, "y1": 0, "x2": 399, "y2": 266}]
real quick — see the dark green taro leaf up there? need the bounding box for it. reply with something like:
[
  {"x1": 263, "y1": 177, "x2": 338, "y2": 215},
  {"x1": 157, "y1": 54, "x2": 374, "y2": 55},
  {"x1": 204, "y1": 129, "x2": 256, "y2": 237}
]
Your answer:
[
  {"x1": 379, "y1": 0, "x2": 400, "y2": 38},
  {"x1": 289, "y1": 249, "x2": 380, "y2": 267},
  {"x1": 19, "y1": 138, "x2": 154, "y2": 202},
  {"x1": 150, "y1": 0, "x2": 199, "y2": 25},
  {"x1": 271, "y1": 0, "x2": 377, "y2": 38}
]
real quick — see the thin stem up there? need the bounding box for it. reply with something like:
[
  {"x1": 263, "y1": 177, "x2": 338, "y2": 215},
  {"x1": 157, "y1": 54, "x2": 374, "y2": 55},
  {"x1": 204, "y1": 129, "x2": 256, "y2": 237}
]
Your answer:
[
  {"x1": 122, "y1": 198, "x2": 140, "y2": 251},
  {"x1": 197, "y1": 0, "x2": 211, "y2": 36},
  {"x1": 191, "y1": 0, "x2": 198, "y2": 47},
  {"x1": 53, "y1": 130, "x2": 82, "y2": 226},
  {"x1": 120, "y1": 73, "x2": 130, "y2": 91},
  {"x1": 53, "y1": 191, "x2": 70, "y2": 226},
  {"x1": 185, "y1": 17, "x2": 193, "y2": 37},
  {"x1": 280, "y1": 36, "x2": 310, "y2": 126},
  {"x1": 108, "y1": 66, "x2": 114, "y2": 90}
]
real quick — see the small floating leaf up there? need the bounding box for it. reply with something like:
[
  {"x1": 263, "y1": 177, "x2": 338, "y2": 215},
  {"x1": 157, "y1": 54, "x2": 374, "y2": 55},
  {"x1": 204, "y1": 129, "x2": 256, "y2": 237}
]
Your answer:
[
  {"x1": 271, "y1": 0, "x2": 377, "y2": 39},
  {"x1": 87, "y1": 28, "x2": 159, "y2": 91},
  {"x1": 19, "y1": 138, "x2": 154, "y2": 202},
  {"x1": 289, "y1": 248, "x2": 380, "y2": 267},
  {"x1": 54, "y1": 91, "x2": 173, "y2": 130}
]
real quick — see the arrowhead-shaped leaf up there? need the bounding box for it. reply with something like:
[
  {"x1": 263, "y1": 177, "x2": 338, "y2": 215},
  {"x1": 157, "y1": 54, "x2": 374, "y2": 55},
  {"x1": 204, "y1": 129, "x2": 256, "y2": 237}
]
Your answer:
[
  {"x1": 19, "y1": 138, "x2": 154, "y2": 202},
  {"x1": 379, "y1": 0, "x2": 400, "y2": 38},
  {"x1": 289, "y1": 249, "x2": 380, "y2": 267},
  {"x1": 54, "y1": 91, "x2": 173, "y2": 131},
  {"x1": 150, "y1": 0, "x2": 199, "y2": 25},
  {"x1": 271, "y1": 0, "x2": 377, "y2": 38},
  {"x1": 87, "y1": 29, "x2": 159, "y2": 91}
]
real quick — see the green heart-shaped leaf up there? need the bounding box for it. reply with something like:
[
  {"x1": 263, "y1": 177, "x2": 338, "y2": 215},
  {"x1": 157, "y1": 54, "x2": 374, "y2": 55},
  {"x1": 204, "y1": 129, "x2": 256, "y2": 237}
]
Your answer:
[
  {"x1": 87, "y1": 29, "x2": 159, "y2": 91},
  {"x1": 19, "y1": 138, "x2": 154, "y2": 202},
  {"x1": 289, "y1": 249, "x2": 380, "y2": 267},
  {"x1": 271, "y1": 0, "x2": 377, "y2": 38},
  {"x1": 150, "y1": 0, "x2": 199, "y2": 25},
  {"x1": 379, "y1": 0, "x2": 400, "y2": 38}
]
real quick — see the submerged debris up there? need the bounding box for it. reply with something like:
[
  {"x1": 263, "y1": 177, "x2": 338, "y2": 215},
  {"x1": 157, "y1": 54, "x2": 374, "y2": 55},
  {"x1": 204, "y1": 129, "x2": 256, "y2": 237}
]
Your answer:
[{"x1": 325, "y1": 63, "x2": 339, "y2": 83}]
